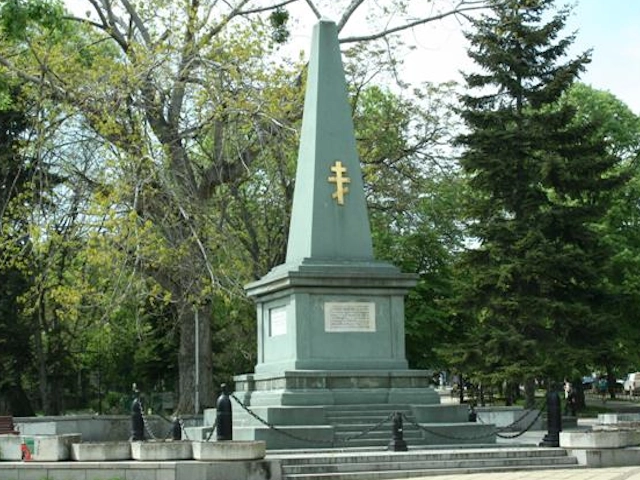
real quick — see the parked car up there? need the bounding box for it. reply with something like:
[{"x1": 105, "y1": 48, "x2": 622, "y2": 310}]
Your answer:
[{"x1": 623, "y1": 372, "x2": 640, "y2": 395}]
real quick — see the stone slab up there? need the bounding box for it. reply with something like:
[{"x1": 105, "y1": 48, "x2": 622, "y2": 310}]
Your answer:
[
  {"x1": 184, "y1": 426, "x2": 214, "y2": 441},
  {"x1": 131, "y1": 440, "x2": 193, "y2": 461},
  {"x1": 22, "y1": 434, "x2": 82, "y2": 461},
  {"x1": 192, "y1": 440, "x2": 266, "y2": 461},
  {"x1": 560, "y1": 429, "x2": 640, "y2": 449},
  {"x1": 476, "y1": 407, "x2": 543, "y2": 431},
  {"x1": 0, "y1": 459, "x2": 281, "y2": 480},
  {"x1": 0, "y1": 434, "x2": 22, "y2": 460},
  {"x1": 598, "y1": 413, "x2": 640, "y2": 425},
  {"x1": 569, "y1": 446, "x2": 640, "y2": 467},
  {"x1": 70, "y1": 441, "x2": 132, "y2": 461}
]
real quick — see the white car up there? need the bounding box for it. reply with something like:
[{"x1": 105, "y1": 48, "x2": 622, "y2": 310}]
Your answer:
[{"x1": 623, "y1": 373, "x2": 640, "y2": 396}]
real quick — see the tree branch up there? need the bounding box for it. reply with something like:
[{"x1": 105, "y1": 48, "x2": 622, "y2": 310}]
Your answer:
[
  {"x1": 237, "y1": 0, "x2": 299, "y2": 15},
  {"x1": 304, "y1": 0, "x2": 322, "y2": 19},
  {"x1": 120, "y1": 0, "x2": 152, "y2": 47},
  {"x1": 200, "y1": 0, "x2": 252, "y2": 47},
  {"x1": 337, "y1": 0, "x2": 365, "y2": 33},
  {"x1": 338, "y1": 3, "x2": 488, "y2": 44}
]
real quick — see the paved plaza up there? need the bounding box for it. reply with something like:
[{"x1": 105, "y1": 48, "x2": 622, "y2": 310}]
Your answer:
[{"x1": 405, "y1": 467, "x2": 640, "y2": 480}]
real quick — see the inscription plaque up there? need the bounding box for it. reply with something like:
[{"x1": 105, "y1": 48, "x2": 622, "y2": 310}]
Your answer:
[
  {"x1": 324, "y1": 302, "x2": 376, "y2": 332},
  {"x1": 269, "y1": 307, "x2": 287, "y2": 337}
]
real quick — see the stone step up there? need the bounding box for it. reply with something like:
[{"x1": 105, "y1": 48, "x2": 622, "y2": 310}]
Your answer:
[
  {"x1": 325, "y1": 404, "x2": 416, "y2": 411},
  {"x1": 334, "y1": 429, "x2": 421, "y2": 439},
  {"x1": 331, "y1": 421, "x2": 419, "y2": 432},
  {"x1": 280, "y1": 448, "x2": 579, "y2": 480},
  {"x1": 282, "y1": 463, "x2": 580, "y2": 480},
  {"x1": 279, "y1": 447, "x2": 571, "y2": 465},
  {"x1": 327, "y1": 413, "x2": 409, "y2": 420}
]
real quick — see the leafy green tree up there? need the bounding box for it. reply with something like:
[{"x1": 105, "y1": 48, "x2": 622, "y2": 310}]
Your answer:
[
  {"x1": 563, "y1": 84, "x2": 640, "y2": 386},
  {"x1": 0, "y1": 0, "x2": 495, "y2": 412},
  {"x1": 451, "y1": 0, "x2": 628, "y2": 403},
  {"x1": 349, "y1": 80, "x2": 467, "y2": 370}
]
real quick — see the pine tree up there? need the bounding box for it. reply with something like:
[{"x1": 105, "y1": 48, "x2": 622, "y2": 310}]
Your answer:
[{"x1": 452, "y1": 0, "x2": 627, "y2": 397}]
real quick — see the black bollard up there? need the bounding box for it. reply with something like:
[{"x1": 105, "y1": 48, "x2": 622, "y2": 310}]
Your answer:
[
  {"x1": 468, "y1": 404, "x2": 477, "y2": 422},
  {"x1": 131, "y1": 395, "x2": 145, "y2": 441},
  {"x1": 387, "y1": 411, "x2": 408, "y2": 452},
  {"x1": 171, "y1": 417, "x2": 182, "y2": 441},
  {"x1": 216, "y1": 384, "x2": 233, "y2": 441},
  {"x1": 539, "y1": 389, "x2": 562, "y2": 447}
]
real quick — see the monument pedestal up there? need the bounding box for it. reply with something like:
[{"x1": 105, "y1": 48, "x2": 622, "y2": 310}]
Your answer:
[
  {"x1": 229, "y1": 19, "x2": 496, "y2": 449},
  {"x1": 234, "y1": 370, "x2": 440, "y2": 407}
]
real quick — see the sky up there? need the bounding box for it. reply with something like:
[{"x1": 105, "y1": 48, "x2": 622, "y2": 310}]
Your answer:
[
  {"x1": 285, "y1": 0, "x2": 640, "y2": 114},
  {"x1": 64, "y1": 0, "x2": 640, "y2": 114},
  {"x1": 398, "y1": 0, "x2": 640, "y2": 114}
]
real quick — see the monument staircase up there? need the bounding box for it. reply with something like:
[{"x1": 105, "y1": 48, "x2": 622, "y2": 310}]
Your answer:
[{"x1": 275, "y1": 447, "x2": 581, "y2": 480}]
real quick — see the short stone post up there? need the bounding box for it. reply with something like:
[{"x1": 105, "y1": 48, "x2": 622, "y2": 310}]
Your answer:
[
  {"x1": 216, "y1": 384, "x2": 233, "y2": 441},
  {"x1": 171, "y1": 417, "x2": 182, "y2": 440},
  {"x1": 131, "y1": 394, "x2": 145, "y2": 441},
  {"x1": 388, "y1": 412, "x2": 408, "y2": 451},
  {"x1": 539, "y1": 389, "x2": 562, "y2": 447}
]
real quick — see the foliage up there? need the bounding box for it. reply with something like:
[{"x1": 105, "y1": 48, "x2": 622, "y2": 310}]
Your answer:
[{"x1": 449, "y1": 0, "x2": 629, "y2": 397}]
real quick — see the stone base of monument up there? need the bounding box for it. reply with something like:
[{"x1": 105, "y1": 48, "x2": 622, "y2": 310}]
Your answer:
[
  {"x1": 234, "y1": 370, "x2": 441, "y2": 407},
  {"x1": 192, "y1": 440, "x2": 266, "y2": 461},
  {"x1": 22, "y1": 434, "x2": 82, "y2": 461},
  {"x1": 234, "y1": 425, "x2": 335, "y2": 450},
  {"x1": 131, "y1": 440, "x2": 192, "y2": 461},
  {"x1": 0, "y1": 434, "x2": 22, "y2": 460},
  {"x1": 226, "y1": 373, "x2": 498, "y2": 450},
  {"x1": 70, "y1": 441, "x2": 132, "y2": 461}
]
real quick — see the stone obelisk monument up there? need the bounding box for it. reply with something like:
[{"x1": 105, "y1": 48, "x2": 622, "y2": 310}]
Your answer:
[{"x1": 231, "y1": 19, "x2": 483, "y2": 448}]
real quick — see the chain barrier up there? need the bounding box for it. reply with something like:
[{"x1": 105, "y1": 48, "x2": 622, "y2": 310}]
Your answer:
[
  {"x1": 342, "y1": 411, "x2": 396, "y2": 443},
  {"x1": 403, "y1": 399, "x2": 548, "y2": 442},
  {"x1": 476, "y1": 398, "x2": 548, "y2": 433},
  {"x1": 493, "y1": 406, "x2": 546, "y2": 439},
  {"x1": 140, "y1": 408, "x2": 157, "y2": 440},
  {"x1": 231, "y1": 393, "x2": 340, "y2": 446},
  {"x1": 205, "y1": 417, "x2": 218, "y2": 442},
  {"x1": 230, "y1": 392, "x2": 551, "y2": 447}
]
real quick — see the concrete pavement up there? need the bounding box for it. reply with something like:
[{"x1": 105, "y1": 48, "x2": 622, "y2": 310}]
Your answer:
[{"x1": 403, "y1": 467, "x2": 640, "y2": 480}]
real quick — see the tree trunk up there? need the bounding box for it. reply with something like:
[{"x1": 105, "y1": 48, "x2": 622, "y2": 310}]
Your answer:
[
  {"x1": 524, "y1": 377, "x2": 536, "y2": 409},
  {"x1": 34, "y1": 292, "x2": 51, "y2": 414},
  {"x1": 177, "y1": 302, "x2": 214, "y2": 414}
]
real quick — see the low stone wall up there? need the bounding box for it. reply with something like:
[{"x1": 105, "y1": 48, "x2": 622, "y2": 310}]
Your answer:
[
  {"x1": 476, "y1": 406, "x2": 543, "y2": 431},
  {"x1": 14, "y1": 414, "x2": 201, "y2": 442}
]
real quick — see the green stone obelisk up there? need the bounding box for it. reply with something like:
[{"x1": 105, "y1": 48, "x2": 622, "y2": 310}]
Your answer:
[
  {"x1": 244, "y1": 18, "x2": 417, "y2": 379},
  {"x1": 285, "y1": 18, "x2": 374, "y2": 266},
  {"x1": 228, "y1": 19, "x2": 488, "y2": 449}
]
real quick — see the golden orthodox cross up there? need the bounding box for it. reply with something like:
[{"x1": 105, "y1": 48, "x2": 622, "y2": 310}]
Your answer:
[{"x1": 328, "y1": 160, "x2": 351, "y2": 205}]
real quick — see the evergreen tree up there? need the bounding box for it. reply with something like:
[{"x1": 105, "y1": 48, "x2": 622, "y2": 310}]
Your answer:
[{"x1": 451, "y1": 0, "x2": 627, "y2": 399}]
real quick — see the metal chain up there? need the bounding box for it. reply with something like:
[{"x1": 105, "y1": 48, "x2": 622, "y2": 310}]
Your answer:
[
  {"x1": 140, "y1": 408, "x2": 157, "y2": 440},
  {"x1": 403, "y1": 399, "x2": 547, "y2": 442},
  {"x1": 341, "y1": 411, "x2": 396, "y2": 443},
  {"x1": 178, "y1": 417, "x2": 189, "y2": 441},
  {"x1": 205, "y1": 417, "x2": 218, "y2": 442},
  {"x1": 494, "y1": 406, "x2": 546, "y2": 439},
  {"x1": 476, "y1": 398, "x2": 548, "y2": 432},
  {"x1": 228, "y1": 393, "x2": 551, "y2": 445},
  {"x1": 231, "y1": 394, "x2": 340, "y2": 446}
]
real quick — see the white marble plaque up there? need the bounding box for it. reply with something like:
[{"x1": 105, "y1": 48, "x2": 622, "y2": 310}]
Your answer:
[
  {"x1": 269, "y1": 307, "x2": 287, "y2": 336},
  {"x1": 324, "y1": 302, "x2": 376, "y2": 332}
]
